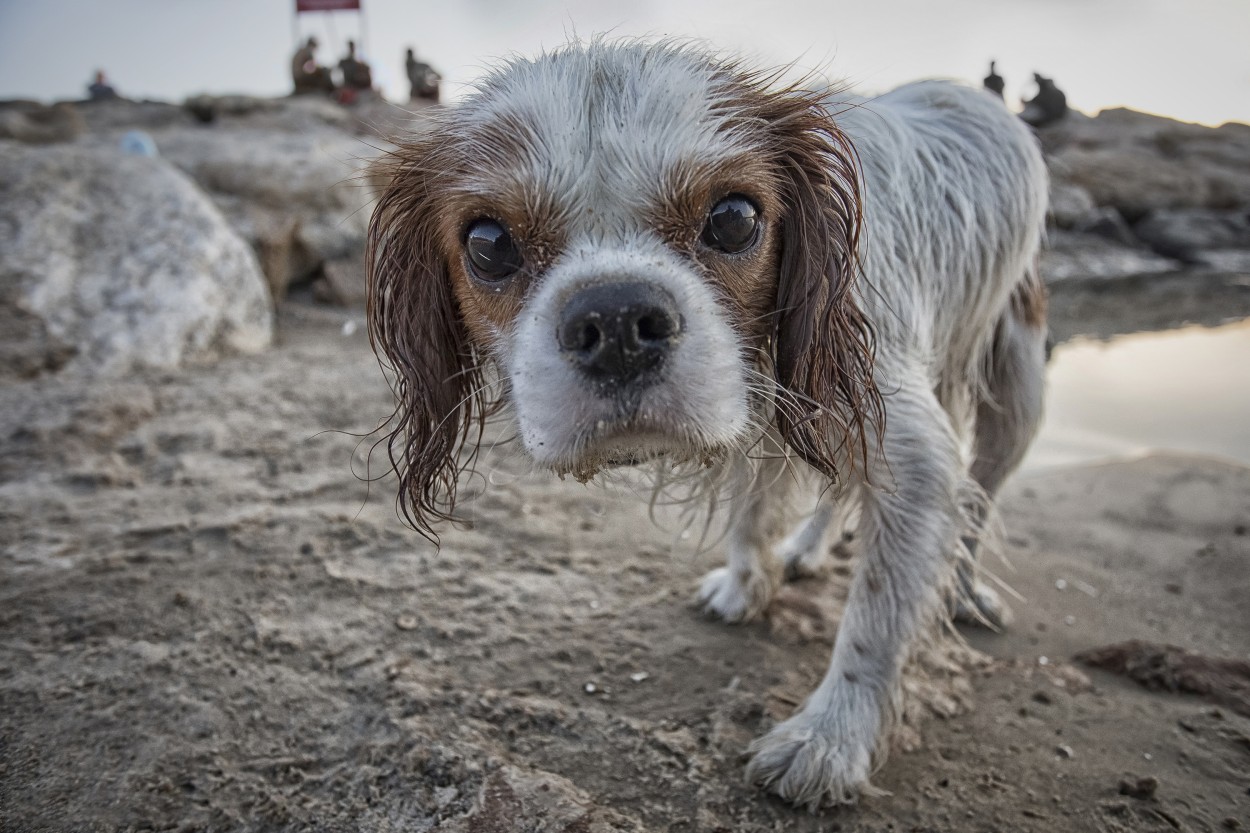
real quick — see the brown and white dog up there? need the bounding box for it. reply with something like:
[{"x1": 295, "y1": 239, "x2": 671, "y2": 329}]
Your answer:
[{"x1": 366, "y1": 40, "x2": 1048, "y2": 807}]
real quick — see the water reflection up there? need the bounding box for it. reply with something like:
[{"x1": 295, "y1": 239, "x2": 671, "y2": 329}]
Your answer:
[{"x1": 1026, "y1": 320, "x2": 1250, "y2": 470}]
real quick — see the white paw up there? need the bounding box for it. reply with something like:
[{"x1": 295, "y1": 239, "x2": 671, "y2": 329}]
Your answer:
[
  {"x1": 697, "y1": 566, "x2": 775, "y2": 623},
  {"x1": 745, "y1": 706, "x2": 880, "y2": 809},
  {"x1": 776, "y1": 535, "x2": 829, "y2": 581},
  {"x1": 952, "y1": 580, "x2": 1013, "y2": 630}
]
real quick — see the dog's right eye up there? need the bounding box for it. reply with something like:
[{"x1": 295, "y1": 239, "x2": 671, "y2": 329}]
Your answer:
[{"x1": 464, "y1": 218, "x2": 523, "y2": 283}]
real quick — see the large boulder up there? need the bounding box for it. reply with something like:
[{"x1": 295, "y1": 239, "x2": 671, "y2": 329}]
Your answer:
[
  {"x1": 1043, "y1": 108, "x2": 1250, "y2": 221},
  {"x1": 0, "y1": 142, "x2": 273, "y2": 380}
]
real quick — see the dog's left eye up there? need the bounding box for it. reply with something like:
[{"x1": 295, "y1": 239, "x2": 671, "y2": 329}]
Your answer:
[
  {"x1": 464, "y1": 218, "x2": 523, "y2": 283},
  {"x1": 701, "y1": 195, "x2": 760, "y2": 254}
]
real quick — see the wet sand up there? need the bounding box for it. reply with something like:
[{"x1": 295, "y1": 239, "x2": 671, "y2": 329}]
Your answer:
[{"x1": 2, "y1": 292, "x2": 1249, "y2": 831}]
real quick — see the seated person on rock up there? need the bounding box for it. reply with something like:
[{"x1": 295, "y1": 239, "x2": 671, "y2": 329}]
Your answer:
[{"x1": 292, "y1": 37, "x2": 335, "y2": 96}]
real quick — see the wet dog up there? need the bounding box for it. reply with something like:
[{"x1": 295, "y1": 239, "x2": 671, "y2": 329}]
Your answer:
[{"x1": 365, "y1": 40, "x2": 1048, "y2": 807}]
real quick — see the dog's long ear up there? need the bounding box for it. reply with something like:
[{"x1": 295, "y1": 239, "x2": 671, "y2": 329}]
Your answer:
[
  {"x1": 367, "y1": 134, "x2": 483, "y2": 541},
  {"x1": 747, "y1": 85, "x2": 883, "y2": 482}
]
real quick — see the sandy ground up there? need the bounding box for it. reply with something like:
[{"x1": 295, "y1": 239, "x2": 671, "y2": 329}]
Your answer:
[{"x1": 2, "y1": 290, "x2": 1249, "y2": 832}]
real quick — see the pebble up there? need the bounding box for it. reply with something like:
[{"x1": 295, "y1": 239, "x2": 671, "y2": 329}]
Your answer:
[
  {"x1": 584, "y1": 682, "x2": 597, "y2": 694},
  {"x1": 629, "y1": 671, "x2": 649, "y2": 683},
  {"x1": 1118, "y1": 776, "x2": 1159, "y2": 800},
  {"x1": 1056, "y1": 744, "x2": 1074, "y2": 759},
  {"x1": 395, "y1": 614, "x2": 419, "y2": 631}
]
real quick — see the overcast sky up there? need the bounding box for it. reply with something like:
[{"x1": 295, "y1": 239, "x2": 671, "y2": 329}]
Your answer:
[{"x1": 1, "y1": 0, "x2": 1247, "y2": 126}]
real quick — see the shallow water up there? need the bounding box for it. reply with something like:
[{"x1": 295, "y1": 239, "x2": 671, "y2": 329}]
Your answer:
[{"x1": 1027, "y1": 320, "x2": 1250, "y2": 470}]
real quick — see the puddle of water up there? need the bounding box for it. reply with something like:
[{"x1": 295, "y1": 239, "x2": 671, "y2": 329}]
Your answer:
[{"x1": 1026, "y1": 320, "x2": 1250, "y2": 471}]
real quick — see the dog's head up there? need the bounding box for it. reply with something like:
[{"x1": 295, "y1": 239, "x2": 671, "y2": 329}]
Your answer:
[{"x1": 367, "y1": 41, "x2": 880, "y2": 536}]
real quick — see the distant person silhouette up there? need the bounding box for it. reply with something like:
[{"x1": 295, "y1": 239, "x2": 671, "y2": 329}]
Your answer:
[
  {"x1": 983, "y1": 61, "x2": 1005, "y2": 99},
  {"x1": 405, "y1": 47, "x2": 442, "y2": 103},
  {"x1": 292, "y1": 36, "x2": 334, "y2": 96},
  {"x1": 338, "y1": 40, "x2": 373, "y2": 91},
  {"x1": 87, "y1": 70, "x2": 118, "y2": 101},
  {"x1": 1020, "y1": 72, "x2": 1068, "y2": 127}
]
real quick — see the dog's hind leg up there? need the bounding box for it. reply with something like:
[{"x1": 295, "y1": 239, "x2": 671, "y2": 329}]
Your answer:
[
  {"x1": 956, "y1": 273, "x2": 1048, "y2": 626},
  {"x1": 776, "y1": 484, "x2": 861, "y2": 580},
  {"x1": 697, "y1": 450, "x2": 791, "y2": 623}
]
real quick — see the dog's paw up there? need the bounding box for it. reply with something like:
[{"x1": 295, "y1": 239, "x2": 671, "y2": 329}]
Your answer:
[
  {"x1": 745, "y1": 710, "x2": 879, "y2": 809},
  {"x1": 776, "y1": 536, "x2": 829, "y2": 582},
  {"x1": 952, "y1": 580, "x2": 1013, "y2": 630},
  {"x1": 698, "y1": 566, "x2": 775, "y2": 623}
]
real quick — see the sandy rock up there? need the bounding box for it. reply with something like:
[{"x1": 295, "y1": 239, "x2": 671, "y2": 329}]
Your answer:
[
  {"x1": 1042, "y1": 230, "x2": 1180, "y2": 283},
  {"x1": 442, "y1": 765, "x2": 642, "y2": 833},
  {"x1": 156, "y1": 127, "x2": 382, "y2": 301},
  {"x1": 0, "y1": 101, "x2": 85, "y2": 144},
  {"x1": 1133, "y1": 207, "x2": 1250, "y2": 261},
  {"x1": 182, "y1": 93, "x2": 351, "y2": 133},
  {"x1": 0, "y1": 142, "x2": 273, "y2": 379},
  {"x1": 73, "y1": 98, "x2": 194, "y2": 133},
  {"x1": 1193, "y1": 249, "x2": 1250, "y2": 272},
  {"x1": 1049, "y1": 146, "x2": 1216, "y2": 221},
  {"x1": 1048, "y1": 181, "x2": 1096, "y2": 229},
  {"x1": 1071, "y1": 206, "x2": 1138, "y2": 247},
  {"x1": 312, "y1": 257, "x2": 367, "y2": 307},
  {"x1": 1043, "y1": 108, "x2": 1250, "y2": 221}
]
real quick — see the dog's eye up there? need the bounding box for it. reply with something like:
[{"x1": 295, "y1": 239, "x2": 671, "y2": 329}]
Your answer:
[
  {"x1": 464, "y1": 218, "x2": 523, "y2": 283},
  {"x1": 701, "y1": 195, "x2": 760, "y2": 254}
]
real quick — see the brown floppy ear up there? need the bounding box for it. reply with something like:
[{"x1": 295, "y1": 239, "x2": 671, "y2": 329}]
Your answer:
[
  {"x1": 748, "y1": 86, "x2": 883, "y2": 481},
  {"x1": 366, "y1": 135, "x2": 484, "y2": 541}
]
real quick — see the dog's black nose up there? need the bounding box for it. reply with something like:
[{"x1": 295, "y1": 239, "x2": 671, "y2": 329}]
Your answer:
[{"x1": 557, "y1": 282, "x2": 683, "y2": 386}]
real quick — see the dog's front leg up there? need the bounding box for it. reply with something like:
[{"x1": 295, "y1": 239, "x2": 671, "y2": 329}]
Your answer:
[
  {"x1": 697, "y1": 451, "x2": 792, "y2": 623},
  {"x1": 746, "y1": 382, "x2": 961, "y2": 807}
]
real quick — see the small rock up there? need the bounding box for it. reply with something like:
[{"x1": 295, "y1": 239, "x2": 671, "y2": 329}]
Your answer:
[
  {"x1": 1118, "y1": 776, "x2": 1159, "y2": 800},
  {"x1": 1221, "y1": 818, "x2": 1240, "y2": 830},
  {"x1": 1056, "y1": 744, "x2": 1074, "y2": 759},
  {"x1": 395, "y1": 614, "x2": 419, "y2": 631},
  {"x1": 583, "y1": 682, "x2": 597, "y2": 694},
  {"x1": 1073, "y1": 579, "x2": 1099, "y2": 598},
  {"x1": 629, "y1": 671, "x2": 649, "y2": 683},
  {"x1": 1031, "y1": 690, "x2": 1053, "y2": 705}
]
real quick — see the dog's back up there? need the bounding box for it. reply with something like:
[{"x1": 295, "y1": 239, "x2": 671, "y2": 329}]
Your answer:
[{"x1": 833, "y1": 82, "x2": 1048, "y2": 421}]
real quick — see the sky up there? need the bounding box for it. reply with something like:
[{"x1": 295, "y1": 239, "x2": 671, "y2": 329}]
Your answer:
[{"x1": 1, "y1": 0, "x2": 1248, "y2": 127}]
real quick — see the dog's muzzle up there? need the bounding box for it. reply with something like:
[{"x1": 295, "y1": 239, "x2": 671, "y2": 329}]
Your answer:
[{"x1": 556, "y1": 281, "x2": 684, "y2": 391}]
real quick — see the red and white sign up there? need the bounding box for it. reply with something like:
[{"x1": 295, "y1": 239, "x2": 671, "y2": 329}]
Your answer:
[{"x1": 296, "y1": 0, "x2": 360, "y2": 12}]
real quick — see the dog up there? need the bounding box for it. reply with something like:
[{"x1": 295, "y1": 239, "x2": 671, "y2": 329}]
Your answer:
[{"x1": 365, "y1": 40, "x2": 1048, "y2": 808}]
